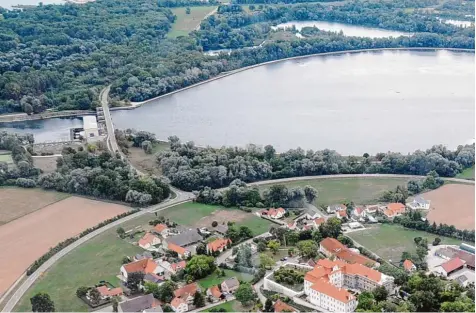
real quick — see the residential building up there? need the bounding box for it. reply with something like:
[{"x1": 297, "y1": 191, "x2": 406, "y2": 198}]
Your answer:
[
  {"x1": 382, "y1": 203, "x2": 406, "y2": 218},
  {"x1": 287, "y1": 221, "x2": 297, "y2": 230},
  {"x1": 119, "y1": 294, "x2": 161, "y2": 312},
  {"x1": 407, "y1": 197, "x2": 431, "y2": 210},
  {"x1": 327, "y1": 204, "x2": 347, "y2": 214},
  {"x1": 274, "y1": 299, "x2": 298, "y2": 312},
  {"x1": 170, "y1": 297, "x2": 188, "y2": 313},
  {"x1": 153, "y1": 224, "x2": 169, "y2": 237},
  {"x1": 304, "y1": 259, "x2": 393, "y2": 312},
  {"x1": 207, "y1": 238, "x2": 232, "y2": 254},
  {"x1": 138, "y1": 233, "x2": 161, "y2": 251},
  {"x1": 336, "y1": 210, "x2": 348, "y2": 219},
  {"x1": 314, "y1": 217, "x2": 326, "y2": 228},
  {"x1": 448, "y1": 247, "x2": 475, "y2": 270},
  {"x1": 319, "y1": 238, "x2": 377, "y2": 268},
  {"x1": 206, "y1": 286, "x2": 223, "y2": 302},
  {"x1": 435, "y1": 247, "x2": 456, "y2": 260},
  {"x1": 174, "y1": 283, "x2": 199, "y2": 304},
  {"x1": 121, "y1": 259, "x2": 158, "y2": 281},
  {"x1": 435, "y1": 257, "x2": 465, "y2": 277},
  {"x1": 96, "y1": 285, "x2": 123, "y2": 299},
  {"x1": 221, "y1": 277, "x2": 240, "y2": 294},
  {"x1": 170, "y1": 261, "x2": 187, "y2": 274},
  {"x1": 352, "y1": 207, "x2": 365, "y2": 219},
  {"x1": 167, "y1": 243, "x2": 191, "y2": 259},
  {"x1": 364, "y1": 205, "x2": 379, "y2": 214},
  {"x1": 164, "y1": 229, "x2": 202, "y2": 250},
  {"x1": 268, "y1": 207, "x2": 286, "y2": 219},
  {"x1": 134, "y1": 252, "x2": 153, "y2": 261},
  {"x1": 144, "y1": 273, "x2": 164, "y2": 284},
  {"x1": 403, "y1": 259, "x2": 416, "y2": 273}
]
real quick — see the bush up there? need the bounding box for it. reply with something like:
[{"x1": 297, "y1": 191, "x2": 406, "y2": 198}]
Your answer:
[
  {"x1": 212, "y1": 221, "x2": 218, "y2": 227},
  {"x1": 76, "y1": 286, "x2": 89, "y2": 298},
  {"x1": 16, "y1": 177, "x2": 36, "y2": 188}
]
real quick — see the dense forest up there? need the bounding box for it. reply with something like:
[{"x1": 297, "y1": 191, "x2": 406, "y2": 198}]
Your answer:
[
  {"x1": 156, "y1": 135, "x2": 475, "y2": 191},
  {"x1": 0, "y1": 0, "x2": 473, "y2": 112}
]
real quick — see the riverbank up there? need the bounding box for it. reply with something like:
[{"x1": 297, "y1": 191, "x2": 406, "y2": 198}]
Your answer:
[{"x1": 0, "y1": 47, "x2": 473, "y2": 123}]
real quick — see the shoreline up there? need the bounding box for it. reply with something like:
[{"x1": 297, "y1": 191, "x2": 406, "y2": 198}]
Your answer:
[{"x1": 0, "y1": 47, "x2": 473, "y2": 123}]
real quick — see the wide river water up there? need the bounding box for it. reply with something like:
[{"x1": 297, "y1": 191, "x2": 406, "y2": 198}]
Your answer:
[{"x1": 1, "y1": 49, "x2": 474, "y2": 154}]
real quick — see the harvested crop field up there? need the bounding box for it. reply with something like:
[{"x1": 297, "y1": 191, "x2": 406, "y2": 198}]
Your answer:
[
  {"x1": 0, "y1": 196, "x2": 128, "y2": 295},
  {"x1": 0, "y1": 187, "x2": 69, "y2": 225},
  {"x1": 421, "y1": 184, "x2": 475, "y2": 230}
]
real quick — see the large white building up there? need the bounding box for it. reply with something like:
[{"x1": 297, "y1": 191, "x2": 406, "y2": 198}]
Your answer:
[
  {"x1": 82, "y1": 115, "x2": 99, "y2": 141},
  {"x1": 304, "y1": 259, "x2": 394, "y2": 312}
]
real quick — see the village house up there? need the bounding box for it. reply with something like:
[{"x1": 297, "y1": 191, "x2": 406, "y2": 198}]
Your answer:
[
  {"x1": 206, "y1": 285, "x2": 223, "y2": 302},
  {"x1": 274, "y1": 299, "x2": 298, "y2": 313},
  {"x1": 170, "y1": 297, "x2": 188, "y2": 313},
  {"x1": 212, "y1": 224, "x2": 228, "y2": 235},
  {"x1": 166, "y1": 243, "x2": 191, "y2": 259},
  {"x1": 120, "y1": 258, "x2": 159, "y2": 281},
  {"x1": 403, "y1": 259, "x2": 417, "y2": 273},
  {"x1": 406, "y1": 196, "x2": 431, "y2": 210},
  {"x1": 381, "y1": 203, "x2": 406, "y2": 219},
  {"x1": 304, "y1": 258, "x2": 393, "y2": 312},
  {"x1": 170, "y1": 260, "x2": 187, "y2": 274},
  {"x1": 327, "y1": 204, "x2": 347, "y2": 214},
  {"x1": 221, "y1": 277, "x2": 240, "y2": 294},
  {"x1": 119, "y1": 294, "x2": 162, "y2": 312},
  {"x1": 207, "y1": 238, "x2": 232, "y2": 254},
  {"x1": 335, "y1": 210, "x2": 348, "y2": 220},
  {"x1": 144, "y1": 273, "x2": 165, "y2": 285},
  {"x1": 96, "y1": 285, "x2": 123, "y2": 300},
  {"x1": 153, "y1": 224, "x2": 169, "y2": 237},
  {"x1": 163, "y1": 229, "x2": 202, "y2": 257},
  {"x1": 364, "y1": 205, "x2": 380, "y2": 215},
  {"x1": 138, "y1": 233, "x2": 161, "y2": 251},
  {"x1": 268, "y1": 207, "x2": 286, "y2": 219},
  {"x1": 434, "y1": 257, "x2": 466, "y2": 277},
  {"x1": 352, "y1": 207, "x2": 366, "y2": 219},
  {"x1": 174, "y1": 282, "x2": 199, "y2": 304},
  {"x1": 134, "y1": 252, "x2": 153, "y2": 261},
  {"x1": 313, "y1": 217, "x2": 326, "y2": 228},
  {"x1": 319, "y1": 238, "x2": 377, "y2": 268}
]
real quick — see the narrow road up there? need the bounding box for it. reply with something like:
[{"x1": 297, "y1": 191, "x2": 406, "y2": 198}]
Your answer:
[
  {"x1": 194, "y1": 7, "x2": 218, "y2": 31},
  {"x1": 190, "y1": 296, "x2": 235, "y2": 312},
  {"x1": 100, "y1": 86, "x2": 119, "y2": 153}
]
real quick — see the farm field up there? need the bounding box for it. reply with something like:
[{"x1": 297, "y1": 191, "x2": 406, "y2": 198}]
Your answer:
[
  {"x1": 347, "y1": 224, "x2": 466, "y2": 264},
  {"x1": 161, "y1": 202, "x2": 274, "y2": 236},
  {"x1": 169, "y1": 6, "x2": 217, "y2": 38},
  {"x1": 456, "y1": 166, "x2": 475, "y2": 180},
  {"x1": 198, "y1": 269, "x2": 253, "y2": 289},
  {"x1": 1, "y1": 196, "x2": 128, "y2": 298},
  {"x1": 421, "y1": 184, "x2": 475, "y2": 230},
  {"x1": 257, "y1": 177, "x2": 413, "y2": 207},
  {"x1": 13, "y1": 212, "x2": 154, "y2": 312},
  {"x1": 0, "y1": 187, "x2": 70, "y2": 225}
]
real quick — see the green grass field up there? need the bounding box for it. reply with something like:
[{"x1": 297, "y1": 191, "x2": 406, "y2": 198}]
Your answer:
[
  {"x1": 198, "y1": 269, "x2": 253, "y2": 289},
  {"x1": 258, "y1": 177, "x2": 413, "y2": 207},
  {"x1": 169, "y1": 6, "x2": 217, "y2": 38},
  {"x1": 456, "y1": 166, "x2": 475, "y2": 180},
  {"x1": 0, "y1": 153, "x2": 13, "y2": 163},
  {"x1": 14, "y1": 213, "x2": 155, "y2": 312},
  {"x1": 200, "y1": 300, "x2": 242, "y2": 312},
  {"x1": 160, "y1": 202, "x2": 273, "y2": 236},
  {"x1": 347, "y1": 224, "x2": 466, "y2": 263}
]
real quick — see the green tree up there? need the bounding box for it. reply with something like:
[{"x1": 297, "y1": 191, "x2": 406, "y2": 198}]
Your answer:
[
  {"x1": 304, "y1": 185, "x2": 318, "y2": 203},
  {"x1": 76, "y1": 286, "x2": 89, "y2": 298},
  {"x1": 356, "y1": 291, "x2": 375, "y2": 311},
  {"x1": 186, "y1": 255, "x2": 216, "y2": 279},
  {"x1": 193, "y1": 291, "x2": 205, "y2": 308},
  {"x1": 126, "y1": 272, "x2": 144, "y2": 293},
  {"x1": 144, "y1": 281, "x2": 160, "y2": 295},
  {"x1": 264, "y1": 298, "x2": 274, "y2": 312},
  {"x1": 267, "y1": 240, "x2": 281, "y2": 254},
  {"x1": 163, "y1": 304, "x2": 174, "y2": 312},
  {"x1": 319, "y1": 217, "x2": 342, "y2": 238},
  {"x1": 297, "y1": 240, "x2": 318, "y2": 259},
  {"x1": 156, "y1": 280, "x2": 176, "y2": 302},
  {"x1": 239, "y1": 226, "x2": 253, "y2": 239},
  {"x1": 116, "y1": 227, "x2": 125, "y2": 238},
  {"x1": 112, "y1": 296, "x2": 119, "y2": 312},
  {"x1": 31, "y1": 292, "x2": 55, "y2": 312},
  {"x1": 259, "y1": 253, "x2": 275, "y2": 269},
  {"x1": 235, "y1": 283, "x2": 255, "y2": 305},
  {"x1": 186, "y1": 7, "x2": 191, "y2": 14},
  {"x1": 257, "y1": 241, "x2": 267, "y2": 252},
  {"x1": 372, "y1": 286, "x2": 389, "y2": 302},
  {"x1": 89, "y1": 288, "x2": 101, "y2": 305}
]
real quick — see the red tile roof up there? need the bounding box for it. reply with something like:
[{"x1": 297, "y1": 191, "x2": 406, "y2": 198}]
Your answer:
[
  {"x1": 310, "y1": 278, "x2": 355, "y2": 303},
  {"x1": 336, "y1": 249, "x2": 376, "y2": 267},
  {"x1": 268, "y1": 207, "x2": 286, "y2": 217},
  {"x1": 154, "y1": 224, "x2": 168, "y2": 233},
  {"x1": 354, "y1": 207, "x2": 364, "y2": 215},
  {"x1": 97, "y1": 286, "x2": 123, "y2": 297},
  {"x1": 345, "y1": 263, "x2": 381, "y2": 283},
  {"x1": 174, "y1": 283, "x2": 198, "y2": 299},
  {"x1": 337, "y1": 210, "x2": 347, "y2": 217},
  {"x1": 388, "y1": 203, "x2": 405, "y2": 214},
  {"x1": 168, "y1": 243, "x2": 187, "y2": 256},
  {"x1": 403, "y1": 259, "x2": 415, "y2": 271},
  {"x1": 209, "y1": 286, "x2": 222, "y2": 299},
  {"x1": 274, "y1": 299, "x2": 296, "y2": 312},
  {"x1": 138, "y1": 233, "x2": 160, "y2": 247},
  {"x1": 171, "y1": 297, "x2": 186, "y2": 309},
  {"x1": 441, "y1": 257, "x2": 465, "y2": 273},
  {"x1": 171, "y1": 261, "x2": 186, "y2": 272},
  {"x1": 320, "y1": 238, "x2": 346, "y2": 253},
  {"x1": 207, "y1": 238, "x2": 231, "y2": 252},
  {"x1": 123, "y1": 259, "x2": 157, "y2": 274},
  {"x1": 314, "y1": 217, "x2": 325, "y2": 226}
]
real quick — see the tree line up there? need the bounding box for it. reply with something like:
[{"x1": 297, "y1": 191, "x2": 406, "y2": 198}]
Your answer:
[{"x1": 156, "y1": 135, "x2": 474, "y2": 191}]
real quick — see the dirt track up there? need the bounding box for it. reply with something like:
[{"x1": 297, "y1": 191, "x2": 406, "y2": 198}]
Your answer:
[
  {"x1": 423, "y1": 184, "x2": 475, "y2": 230},
  {"x1": 0, "y1": 196, "x2": 127, "y2": 295}
]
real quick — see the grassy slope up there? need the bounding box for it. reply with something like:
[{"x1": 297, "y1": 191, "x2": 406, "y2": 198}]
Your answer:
[
  {"x1": 168, "y1": 6, "x2": 217, "y2": 38},
  {"x1": 258, "y1": 177, "x2": 413, "y2": 207},
  {"x1": 200, "y1": 300, "x2": 239, "y2": 312},
  {"x1": 347, "y1": 224, "x2": 466, "y2": 263},
  {"x1": 198, "y1": 269, "x2": 253, "y2": 289},
  {"x1": 456, "y1": 166, "x2": 475, "y2": 180}
]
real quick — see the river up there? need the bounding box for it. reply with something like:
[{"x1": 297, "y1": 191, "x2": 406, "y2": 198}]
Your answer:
[
  {"x1": 271, "y1": 21, "x2": 411, "y2": 38},
  {"x1": 1, "y1": 49, "x2": 474, "y2": 154},
  {"x1": 0, "y1": 118, "x2": 83, "y2": 143}
]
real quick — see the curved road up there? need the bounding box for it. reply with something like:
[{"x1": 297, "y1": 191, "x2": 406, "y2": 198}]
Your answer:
[{"x1": 3, "y1": 89, "x2": 472, "y2": 311}]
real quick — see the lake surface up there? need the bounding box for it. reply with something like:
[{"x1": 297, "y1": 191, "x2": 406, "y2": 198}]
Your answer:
[
  {"x1": 0, "y1": 118, "x2": 83, "y2": 143},
  {"x1": 1, "y1": 50, "x2": 474, "y2": 154},
  {"x1": 271, "y1": 21, "x2": 411, "y2": 38}
]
